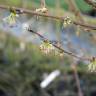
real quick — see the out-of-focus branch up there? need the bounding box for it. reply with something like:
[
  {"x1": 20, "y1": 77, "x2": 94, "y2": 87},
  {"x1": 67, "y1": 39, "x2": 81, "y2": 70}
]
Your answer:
[
  {"x1": 65, "y1": 0, "x2": 92, "y2": 34},
  {"x1": 66, "y1": 0, "x2": 96, "y2": 41},
  {"x1": 65, "y1": 0, "x2": 84, "y2": 22},
  {"x1": 0, "y1": 5, "x2": 96, "y2": 30},
  {"x1": 84, "y1": 0, "x2": 96, "y2": 9},
  {"x1": 71, "y1": 63, "x2": 83, "y2": 96},
  {"x1": 65, "y1": 0, "x2": 96, "y2": 41}
]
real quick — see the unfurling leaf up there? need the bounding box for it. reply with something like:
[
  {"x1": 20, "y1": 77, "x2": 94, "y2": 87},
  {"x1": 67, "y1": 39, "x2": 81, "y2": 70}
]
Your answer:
[
  {"x1": 35, "y1": 7, "x2": 48, "y2": 13},
  {"x1": 3, "y1": 8, "x2": 19, "y2": 26},
  {"x1": 88, "y1": 57, "x2": 96, "y2": 72},
  {"x1": 40, "y1": 40, "x2": 54, "y2": 54},
  {"x1": 35, "y1": 7, "x2": 48, "y2": 20},
  {"x1": 63, "y1": 16, "x2": 72, "y2": 28}
]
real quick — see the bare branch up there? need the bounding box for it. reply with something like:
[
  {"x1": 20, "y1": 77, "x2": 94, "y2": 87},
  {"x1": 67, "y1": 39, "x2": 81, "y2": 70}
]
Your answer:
[{"x1": 0, "y1": 5, "x2": 96, "y2": 30}]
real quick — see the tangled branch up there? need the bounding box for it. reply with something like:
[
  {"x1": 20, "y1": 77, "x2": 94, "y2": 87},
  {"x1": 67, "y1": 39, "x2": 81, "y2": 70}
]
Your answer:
[{"x1": 0, "y1": 5, "x2": 96, "y2": 30}]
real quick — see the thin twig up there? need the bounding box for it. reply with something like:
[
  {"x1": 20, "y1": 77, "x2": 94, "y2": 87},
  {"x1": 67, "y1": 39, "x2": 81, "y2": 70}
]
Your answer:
[
  {"x1": 0, "y1": 5, "x2": 96, "y2": 30},
  {"x1": 28, "y1": 29, "x2": 91, "y2": 61}
]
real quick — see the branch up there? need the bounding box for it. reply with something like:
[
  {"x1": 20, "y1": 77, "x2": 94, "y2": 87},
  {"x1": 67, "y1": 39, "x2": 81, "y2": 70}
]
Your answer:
[
  {"x1": 84, "y1": 0, "x2": 96, "y2": 9},
  {"x1": 65, "y1": 0, "x2": 84, "y2": 22},
  {"x1": 28, "y1": 29, "x2": 91, "y2": 61},
  {"x1": 0, "y1": 5, "x2": 96, "y2": 30},
  {"x1": 71, "y1": 62, "x2": 83, "y2": 96},
  {"x1": 65, "y1": 0, "x2": 95, "y2": 41}
]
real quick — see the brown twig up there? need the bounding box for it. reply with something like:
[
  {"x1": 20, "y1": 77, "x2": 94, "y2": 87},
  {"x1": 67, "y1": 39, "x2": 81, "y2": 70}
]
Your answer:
[
  {"x1": 0, "y1": 5, "x2": 96, "y2": 30},
  {"x1": 28, "y1": 29, "x2": 91, "y2": 61}
]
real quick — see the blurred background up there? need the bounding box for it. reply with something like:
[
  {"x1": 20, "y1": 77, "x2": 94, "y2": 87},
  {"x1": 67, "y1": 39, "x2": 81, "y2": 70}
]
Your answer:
[{"x1": 0, "y1": 0, "x2": 96, "y2": 96}]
